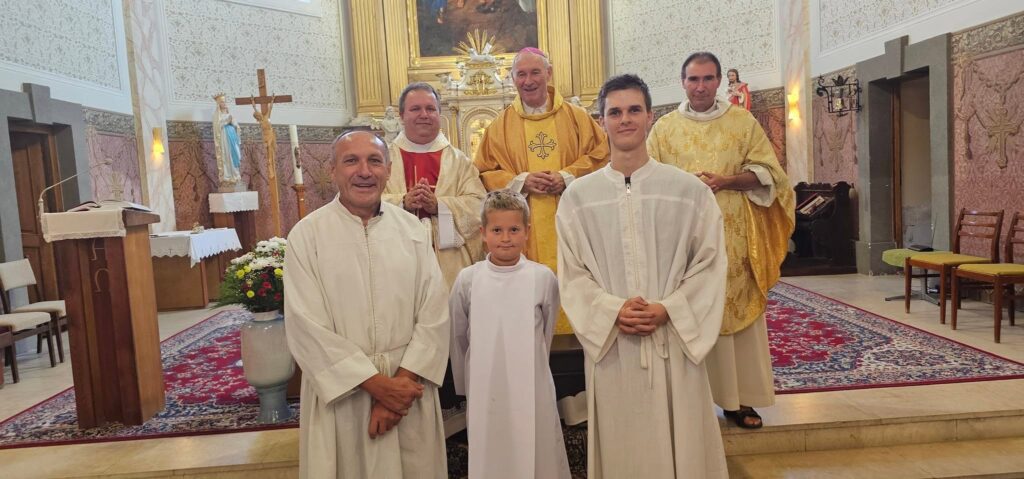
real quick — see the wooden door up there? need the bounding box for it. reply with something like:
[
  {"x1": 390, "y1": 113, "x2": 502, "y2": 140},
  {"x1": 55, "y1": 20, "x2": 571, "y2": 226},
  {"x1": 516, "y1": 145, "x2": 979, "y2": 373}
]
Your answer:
[{"x1": 9, "y1": 130, "x2": 61, "y2": 302}]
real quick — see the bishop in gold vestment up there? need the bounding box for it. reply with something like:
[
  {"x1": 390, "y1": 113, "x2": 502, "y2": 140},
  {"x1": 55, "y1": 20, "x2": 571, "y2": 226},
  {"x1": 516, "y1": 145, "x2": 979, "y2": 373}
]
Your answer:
[
  {"x1": 649, "y1": 96, "x2": 794, "y2": 420},
  {"x1": 474, "y1": 49, "x2": 608, "y2": 334}
]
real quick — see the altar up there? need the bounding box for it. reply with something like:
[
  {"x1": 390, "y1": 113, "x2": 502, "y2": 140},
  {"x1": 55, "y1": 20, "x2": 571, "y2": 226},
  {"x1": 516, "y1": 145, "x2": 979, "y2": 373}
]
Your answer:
[{"x1": 150, "y1": 228, "x2": 242, "y2": 311}]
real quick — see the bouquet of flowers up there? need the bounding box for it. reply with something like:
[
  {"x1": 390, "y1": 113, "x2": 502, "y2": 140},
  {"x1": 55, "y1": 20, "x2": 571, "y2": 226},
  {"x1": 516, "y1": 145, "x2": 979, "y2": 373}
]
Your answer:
[{"x1": 216, "y1": 237, "x2": 287, "y2": 313}]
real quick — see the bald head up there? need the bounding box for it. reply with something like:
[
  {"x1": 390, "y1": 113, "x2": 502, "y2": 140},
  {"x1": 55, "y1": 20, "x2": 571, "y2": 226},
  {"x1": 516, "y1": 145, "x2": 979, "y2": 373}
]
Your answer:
[
  {"x1": 331, "y1": 130, "x2": 389, "y2": 165},
  {"x1": 331, "y1": 130, "x2": 391, "y2": 222}
]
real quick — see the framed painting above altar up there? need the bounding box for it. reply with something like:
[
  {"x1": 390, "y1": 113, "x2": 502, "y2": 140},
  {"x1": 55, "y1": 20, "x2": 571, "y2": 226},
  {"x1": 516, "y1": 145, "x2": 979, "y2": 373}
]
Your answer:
[
  {"x1": 413, "y1": 0, "x2": 540, "y2": 59},
  {"x1": 347, "y1": 0, "x2": 604, "y2": 115}
]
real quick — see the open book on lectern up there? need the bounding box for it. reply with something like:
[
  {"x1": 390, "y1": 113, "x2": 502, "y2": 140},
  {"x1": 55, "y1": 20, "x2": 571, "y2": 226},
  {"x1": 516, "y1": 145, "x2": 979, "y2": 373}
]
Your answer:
[{"x1": 67, "y1": 199, "x2": 153, "y2": 213}]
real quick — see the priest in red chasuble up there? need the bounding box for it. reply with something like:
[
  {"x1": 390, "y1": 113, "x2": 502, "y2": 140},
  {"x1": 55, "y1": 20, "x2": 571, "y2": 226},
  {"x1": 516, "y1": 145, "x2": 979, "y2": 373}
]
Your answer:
[
  {"x1": 474, "y1": 47, "x2": 609, "y2": 334},
  {"x1": 383, "y1": 82, "x2": 486, "y2": 288}
]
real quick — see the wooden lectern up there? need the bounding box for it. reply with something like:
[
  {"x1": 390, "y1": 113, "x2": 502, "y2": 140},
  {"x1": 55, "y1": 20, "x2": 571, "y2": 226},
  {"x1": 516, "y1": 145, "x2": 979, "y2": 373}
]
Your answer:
[{"x1": 52, "y1": 210, "x2": 165, "y2": 428}]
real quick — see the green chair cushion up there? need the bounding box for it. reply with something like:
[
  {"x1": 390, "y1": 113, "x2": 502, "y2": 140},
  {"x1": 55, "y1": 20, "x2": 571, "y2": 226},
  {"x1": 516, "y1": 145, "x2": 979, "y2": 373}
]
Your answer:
[
  {"x1": 911, "y1": 253, "x2": 990, "y2": 266},
  {"x1": 958, "y1": 263, "x2": 1024, "y2": 277},
  {"x1": 881, "y1": 248, "x2": 947, "y2": 267}
]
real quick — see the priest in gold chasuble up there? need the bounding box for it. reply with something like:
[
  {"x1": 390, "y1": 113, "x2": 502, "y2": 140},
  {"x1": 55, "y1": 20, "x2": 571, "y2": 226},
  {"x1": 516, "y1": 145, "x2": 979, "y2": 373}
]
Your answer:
[
  {"x1": 648, "y1": 52, "x2": 795, "y2": 429},
  {"x1": 474, "y1": 48, "x2": 609, "y2": 334}
]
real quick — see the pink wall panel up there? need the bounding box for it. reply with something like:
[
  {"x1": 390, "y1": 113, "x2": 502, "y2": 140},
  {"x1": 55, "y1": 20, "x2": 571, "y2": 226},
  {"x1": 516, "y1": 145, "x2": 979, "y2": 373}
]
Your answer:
[
  {"x1": 952, "y1": 46, "x2": 1024, "y2": 257},
  {"x1": 86, "y1": 129, "x2": 143, "y2": 204},
  {"x1": 169, "y1": 128, "x2": 345, "y2": 241},
  {"x1": 752, "y1": 106, "x2": 787, "y2": 169},
  {"x1": 811, "y1": 91, "x2": 858, "y2": 186}
]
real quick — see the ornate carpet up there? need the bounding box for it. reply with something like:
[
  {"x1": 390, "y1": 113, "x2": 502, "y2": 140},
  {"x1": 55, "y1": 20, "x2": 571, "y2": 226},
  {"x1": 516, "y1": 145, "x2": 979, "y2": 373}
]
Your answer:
[
  {"x1": 769, "y1": 282, "x2": 1024, "y2": 393},
  {"x1": 4, "y1": 284, "x2": 1024, "y2": 453},
  {"x1": 0, "y1": 309, "x2": 298, "y2": 449}
]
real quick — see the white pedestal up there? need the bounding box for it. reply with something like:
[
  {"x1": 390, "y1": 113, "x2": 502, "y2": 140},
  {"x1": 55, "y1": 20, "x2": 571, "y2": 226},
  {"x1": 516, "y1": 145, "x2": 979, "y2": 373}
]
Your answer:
[{"x1": 209, "y1": 191, "x2": 259, "y2": 214}]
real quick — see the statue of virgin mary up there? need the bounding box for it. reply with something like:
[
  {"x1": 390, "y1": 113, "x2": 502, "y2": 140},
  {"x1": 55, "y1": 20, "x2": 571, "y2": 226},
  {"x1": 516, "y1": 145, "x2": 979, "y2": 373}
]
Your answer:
[{"x1": 213, "y1": 93, "x2": 243, "y2": 190}]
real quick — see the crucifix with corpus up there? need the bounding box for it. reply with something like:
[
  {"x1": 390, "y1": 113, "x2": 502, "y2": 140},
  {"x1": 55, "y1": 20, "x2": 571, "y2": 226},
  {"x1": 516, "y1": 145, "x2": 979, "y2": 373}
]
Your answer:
[{"x1": 235, "y1": 69, "x2": 293, "y2": 237}]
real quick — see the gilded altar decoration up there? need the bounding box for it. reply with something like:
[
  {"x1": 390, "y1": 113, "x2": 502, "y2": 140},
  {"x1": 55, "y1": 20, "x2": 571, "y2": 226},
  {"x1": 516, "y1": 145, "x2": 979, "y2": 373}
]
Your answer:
[
  {"x1": 447, "y1": 30, "x2": 514, "y2": 96},
  {"x1": 348, "y1": 0, "x2": 604, "y2": 115}
]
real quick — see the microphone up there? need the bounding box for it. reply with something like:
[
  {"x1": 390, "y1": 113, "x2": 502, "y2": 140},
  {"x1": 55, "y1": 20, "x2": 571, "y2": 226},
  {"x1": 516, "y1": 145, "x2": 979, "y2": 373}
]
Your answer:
[{"x1": 38, "y1": 159, "x2": 114, "y2": 221}]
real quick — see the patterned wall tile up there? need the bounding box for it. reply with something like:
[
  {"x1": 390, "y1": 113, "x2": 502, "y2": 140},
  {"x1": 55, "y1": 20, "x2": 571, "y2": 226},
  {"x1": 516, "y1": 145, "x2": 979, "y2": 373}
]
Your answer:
[
  {"x1": 164, "y1": 0, "x2": 348, "y2": 112},
  {"x1": 611, "y1": 0, "x2": 778, "y2": 91},
  {"x1": 951, "y1": 12, "x2": 1024, "y2": 67},
  {"x1": 751, "y1": 87, "x2": 785, "y2": 111},
  {"x1": 0, "y1": 0, "x2": 121, "y2": 88},
  {"x1": 818, "y1": 0, "x2": 957, "y2": 52}
]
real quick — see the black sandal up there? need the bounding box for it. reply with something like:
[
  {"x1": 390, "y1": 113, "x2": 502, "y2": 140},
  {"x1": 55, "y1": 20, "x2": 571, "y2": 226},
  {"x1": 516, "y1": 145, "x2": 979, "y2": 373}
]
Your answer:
[{"x1": 724, "y1": 407, "x2": 763, "y2": 429}]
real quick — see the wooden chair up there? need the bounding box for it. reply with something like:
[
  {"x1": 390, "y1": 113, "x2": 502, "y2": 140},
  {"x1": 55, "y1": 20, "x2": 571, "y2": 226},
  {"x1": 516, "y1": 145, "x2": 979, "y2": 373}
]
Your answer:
[
  {"x1": 952, "y1": 212, "x2": 1024, "y2": 342},
  {"x1": 0, "y1": 259, "x2": 68, "y2": 363},
  {"x1": 905, "y1": 209, "x2": 1004, "y2": 324},
  {"x1": 0, "y1": 311, "x2": 55, "y2": 383}
]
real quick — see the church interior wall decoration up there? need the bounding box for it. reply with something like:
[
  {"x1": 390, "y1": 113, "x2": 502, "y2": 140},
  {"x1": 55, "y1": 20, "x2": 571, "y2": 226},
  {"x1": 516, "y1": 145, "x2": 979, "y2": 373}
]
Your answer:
[
  {"x1": 169, "y1": 122, "x2": 346, "y2": 240},
  {"x1": 413, "y1": 0, "x2": 539, "y2": 58},
  {"x1": 84, "y1": 109, "x2": 144, "y2": 205},
  {"x1": 349, "y1": 0, "x2": 605, "y2": 114},
  {"x1": 952, "y1": 13, "x2": 1024, "y2": 258},
  {"x1": 809, "y1": 11, "x2": 1023, "y2": 269},
  {"x1": 950, "y1": 34, "x2": 1024, "y2": 257},
  {"x1": 750, "y1": 87, "x2": 788, "y2": 169},
  {"x1": 812, "y1": 66, "x2": 858, "y2": 186}
]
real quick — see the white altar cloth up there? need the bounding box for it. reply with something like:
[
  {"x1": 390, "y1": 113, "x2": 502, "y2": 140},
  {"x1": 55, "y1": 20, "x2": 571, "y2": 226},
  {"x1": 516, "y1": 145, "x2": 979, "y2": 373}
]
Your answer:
[
  {"x1": 209, "y1": 192, "x2": 259, "y2": 213},
  {"x1": 150, "y1": 228, "x2": 242, "y2": 267}
]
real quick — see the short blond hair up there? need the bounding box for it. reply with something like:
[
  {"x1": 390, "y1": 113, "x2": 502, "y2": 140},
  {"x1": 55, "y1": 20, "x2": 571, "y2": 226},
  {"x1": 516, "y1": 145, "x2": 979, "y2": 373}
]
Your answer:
[{"x1": 481, "y1": 189, "x2": 530, "y2": 226}]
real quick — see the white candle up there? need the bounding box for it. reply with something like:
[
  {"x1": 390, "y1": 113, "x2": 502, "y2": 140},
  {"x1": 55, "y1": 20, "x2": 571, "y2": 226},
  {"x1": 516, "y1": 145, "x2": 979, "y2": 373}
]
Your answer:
[{"x1": 289, "y1": 125, "x2": 303, "y2": 184}]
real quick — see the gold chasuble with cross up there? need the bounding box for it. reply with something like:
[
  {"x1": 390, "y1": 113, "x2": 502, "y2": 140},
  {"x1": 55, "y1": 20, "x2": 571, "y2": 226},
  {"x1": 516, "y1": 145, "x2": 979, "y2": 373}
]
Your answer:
[{"x1": 475, "y1": 86, "x2": 609, "y2": 333}]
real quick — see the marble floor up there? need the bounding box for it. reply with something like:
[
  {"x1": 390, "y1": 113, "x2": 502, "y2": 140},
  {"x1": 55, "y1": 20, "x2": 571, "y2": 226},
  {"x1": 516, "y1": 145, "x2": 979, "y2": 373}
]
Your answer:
[{"x1": 1, "y1": 274, "x2": 1023, "y2": 478}]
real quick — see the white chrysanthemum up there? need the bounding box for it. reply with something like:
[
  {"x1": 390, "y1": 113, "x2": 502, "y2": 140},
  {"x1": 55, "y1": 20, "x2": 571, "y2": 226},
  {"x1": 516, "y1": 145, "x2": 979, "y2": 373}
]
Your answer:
[{"x1": 231, "y1": 253, "x2": 254, "y2": 265}]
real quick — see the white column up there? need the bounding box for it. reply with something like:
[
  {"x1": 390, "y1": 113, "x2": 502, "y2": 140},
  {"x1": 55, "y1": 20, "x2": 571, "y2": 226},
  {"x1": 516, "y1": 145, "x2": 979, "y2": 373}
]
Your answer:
[
  {"x1": 780, "y1": 0, "x2": 812, "y2": 184},
  {"x1": 123, "y1": 0, "x2": 176, "y2": 233}
]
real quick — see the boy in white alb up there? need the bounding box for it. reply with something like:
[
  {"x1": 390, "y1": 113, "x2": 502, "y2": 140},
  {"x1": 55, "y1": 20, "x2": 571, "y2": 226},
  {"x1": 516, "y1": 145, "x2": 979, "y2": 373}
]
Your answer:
[{"x1": 449, "y1": 189, "x2": 572, "y2": 479}]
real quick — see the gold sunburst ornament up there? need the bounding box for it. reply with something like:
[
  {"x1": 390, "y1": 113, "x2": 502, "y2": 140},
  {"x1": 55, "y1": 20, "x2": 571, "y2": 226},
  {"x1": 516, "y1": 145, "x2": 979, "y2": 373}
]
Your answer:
[{"x1": 454, "y1": 29, "x2": 505, "y2": 60}]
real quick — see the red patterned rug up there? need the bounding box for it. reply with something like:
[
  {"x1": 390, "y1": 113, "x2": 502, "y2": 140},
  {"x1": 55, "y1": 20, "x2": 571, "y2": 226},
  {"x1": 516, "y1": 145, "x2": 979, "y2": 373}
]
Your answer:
[
  {"x1": 4, "y1": 284, "x2": 1024, "y2": 449},
  {"x1": 0, "y1": 309, "x2": 298, "y2": 450},
  {"x1": 769, "y1": 282, "x2": 1024, "y2": 393}
]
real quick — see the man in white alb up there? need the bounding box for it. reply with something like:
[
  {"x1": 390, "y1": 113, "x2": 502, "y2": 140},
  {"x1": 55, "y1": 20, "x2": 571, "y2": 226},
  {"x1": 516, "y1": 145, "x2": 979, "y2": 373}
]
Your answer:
[
  {"x1": 556, "y1": 74, "x2": 729, "y2": 478},
  {"x1": 284, "y1": 131, "x2": 450, "y2": 478}
]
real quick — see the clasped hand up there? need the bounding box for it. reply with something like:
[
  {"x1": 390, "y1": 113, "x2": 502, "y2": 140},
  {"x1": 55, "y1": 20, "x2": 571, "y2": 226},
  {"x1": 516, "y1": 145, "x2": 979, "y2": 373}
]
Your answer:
[
  {"x1": 616, "y1": 297, "x2": 669, "y2": 336},
  {"x1": 524, "y1": 171, "x2": 566, "y2": 195},
  {"x1": 362, "y1": 370, "x2": 424, "y2": 439},
  {"x1": 403, "y1": 178, "x2": 438, "y2": 214},
  {"x1": 696, "y1": 171, "x2": 730, "y2": 194}
]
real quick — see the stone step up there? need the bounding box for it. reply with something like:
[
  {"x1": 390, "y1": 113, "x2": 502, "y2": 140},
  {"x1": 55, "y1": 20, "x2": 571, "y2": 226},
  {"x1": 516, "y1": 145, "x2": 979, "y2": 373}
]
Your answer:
[
  {"x1": 722, "y1": 407, "x2": 1024, "y2": 456},
  {"x1": 727, "y1": 437, "x2": 1024, "y2": 478}
]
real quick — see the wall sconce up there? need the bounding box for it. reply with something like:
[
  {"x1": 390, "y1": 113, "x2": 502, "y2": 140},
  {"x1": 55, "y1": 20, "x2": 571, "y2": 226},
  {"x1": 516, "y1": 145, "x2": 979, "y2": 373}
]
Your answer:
[
  {"x1": 787, "y1": 91, "x2": 800, "y2": 122},
  {"x1": 815, "y1": 75, "x2": 861, "y2": 116},
  {"x1": 152, "y1": 127, "x2": 165, "y2": 155}
]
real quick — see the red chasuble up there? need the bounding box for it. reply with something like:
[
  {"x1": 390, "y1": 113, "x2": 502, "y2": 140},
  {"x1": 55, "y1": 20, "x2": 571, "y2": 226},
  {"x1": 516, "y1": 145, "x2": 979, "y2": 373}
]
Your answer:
[{"x1": 400, "y1": 149, "x2": 442, "y2": 219}]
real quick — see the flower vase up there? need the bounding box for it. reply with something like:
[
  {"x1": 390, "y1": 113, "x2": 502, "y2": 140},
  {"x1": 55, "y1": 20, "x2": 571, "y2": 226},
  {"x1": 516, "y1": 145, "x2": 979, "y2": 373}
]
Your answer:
[{"x1": 240, "y1": 310, "x2": 295, "y2": 423}]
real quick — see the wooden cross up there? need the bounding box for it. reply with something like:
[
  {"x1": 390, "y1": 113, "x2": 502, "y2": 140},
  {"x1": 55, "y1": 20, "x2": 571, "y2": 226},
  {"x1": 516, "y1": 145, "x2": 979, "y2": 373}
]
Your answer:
[
  {"x1": 235, "y1": 69, "x2": 293, "y2": 237},
  {"x1": 235, "y1": 69, "x2": 293, "y2": 115}
]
